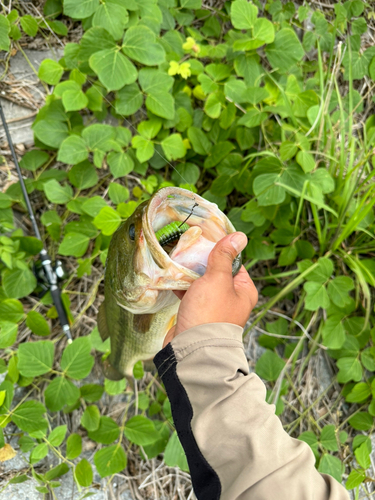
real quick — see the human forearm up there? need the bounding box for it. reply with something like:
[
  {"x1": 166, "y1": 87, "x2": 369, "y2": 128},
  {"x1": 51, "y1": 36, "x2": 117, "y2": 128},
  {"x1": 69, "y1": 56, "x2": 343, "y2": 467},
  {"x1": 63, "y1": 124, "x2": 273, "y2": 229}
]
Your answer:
[{"x1": 154, "y1": 323, "x2": 350, "y2": 500}]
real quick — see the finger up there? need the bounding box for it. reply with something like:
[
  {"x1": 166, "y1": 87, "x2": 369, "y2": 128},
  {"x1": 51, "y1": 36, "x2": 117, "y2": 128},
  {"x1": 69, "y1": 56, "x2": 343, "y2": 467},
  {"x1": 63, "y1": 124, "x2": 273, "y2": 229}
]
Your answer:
[
  {"x1": 233, "y1": 265, "x2": 253, "y2": 286},
  {"x1": 234, "y1": 266, "x2": 258, "y2": 307},
  {"x1": 173, "y1": 290, "x2": 186, "y2": 300},
  {"x1": 205, "y1": 232, "x2": 248, "y2": 279},
  {"x1": 163, "y1": 325, "x2": 176, "y2": 348}
]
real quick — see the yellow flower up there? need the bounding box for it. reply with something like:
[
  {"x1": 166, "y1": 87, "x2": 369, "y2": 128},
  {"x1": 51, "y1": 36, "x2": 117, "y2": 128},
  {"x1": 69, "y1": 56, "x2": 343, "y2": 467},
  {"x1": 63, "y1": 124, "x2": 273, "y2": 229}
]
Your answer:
[
  {"x1": 168, "y1": 61, "x2": 180, "y2": 76},
  {"x1": 179, "y1": 62, "x2": 191, "y2": 79},
  {"x1": 182, "y1": 37, "x2": 195, "y2": 51}
]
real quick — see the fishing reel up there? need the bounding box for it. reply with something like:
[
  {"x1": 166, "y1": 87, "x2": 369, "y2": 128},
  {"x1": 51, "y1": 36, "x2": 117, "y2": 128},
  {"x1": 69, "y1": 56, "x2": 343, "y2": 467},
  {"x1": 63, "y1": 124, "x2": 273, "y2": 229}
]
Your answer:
[{"x1": 33, "y1": 258, "x2": 69, "y2": 295}]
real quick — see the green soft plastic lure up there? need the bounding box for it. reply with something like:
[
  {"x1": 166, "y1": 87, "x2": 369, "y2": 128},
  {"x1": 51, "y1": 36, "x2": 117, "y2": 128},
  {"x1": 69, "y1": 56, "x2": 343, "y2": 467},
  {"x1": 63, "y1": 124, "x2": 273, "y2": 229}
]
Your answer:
[{"x1": 155, "y1": 221, "x2": 190, "y2": 246}]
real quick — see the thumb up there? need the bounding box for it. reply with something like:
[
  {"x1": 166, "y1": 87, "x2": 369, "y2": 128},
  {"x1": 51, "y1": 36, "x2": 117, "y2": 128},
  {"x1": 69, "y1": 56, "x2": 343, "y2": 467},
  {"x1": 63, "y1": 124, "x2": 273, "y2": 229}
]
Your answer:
[{"x1": 206, "y1": 232, "x2": 248, "y2": 278}]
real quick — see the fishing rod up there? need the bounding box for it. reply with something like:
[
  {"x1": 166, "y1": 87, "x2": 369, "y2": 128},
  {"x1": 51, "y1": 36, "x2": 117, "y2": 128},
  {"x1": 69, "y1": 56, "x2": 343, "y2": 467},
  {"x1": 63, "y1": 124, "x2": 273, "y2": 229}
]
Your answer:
[{"x1": 0, "y1": 101, "x2": 72, "y2": 343}]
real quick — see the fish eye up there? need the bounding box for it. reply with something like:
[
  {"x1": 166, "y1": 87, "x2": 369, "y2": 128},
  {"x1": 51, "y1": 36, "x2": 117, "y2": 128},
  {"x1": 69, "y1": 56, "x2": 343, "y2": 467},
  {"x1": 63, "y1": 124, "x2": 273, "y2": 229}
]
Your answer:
[{"x1": 129, "y1": 224, "x2": 135, "y2": 241}]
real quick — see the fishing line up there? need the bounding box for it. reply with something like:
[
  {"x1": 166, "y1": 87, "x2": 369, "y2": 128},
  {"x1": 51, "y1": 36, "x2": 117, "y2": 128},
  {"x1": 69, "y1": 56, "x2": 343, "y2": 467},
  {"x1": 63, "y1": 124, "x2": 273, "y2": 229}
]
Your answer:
[
  {"x1": 178, "y1": 202, "x2": 199, "y2": 228},
  {"x1": 29, "y1": 3, "x2": 197, "y2": 198}
]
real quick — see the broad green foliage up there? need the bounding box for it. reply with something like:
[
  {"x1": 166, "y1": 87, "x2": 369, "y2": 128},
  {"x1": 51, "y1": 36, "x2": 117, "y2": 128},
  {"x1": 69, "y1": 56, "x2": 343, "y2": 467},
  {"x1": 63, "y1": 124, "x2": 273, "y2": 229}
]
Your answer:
[{"x1": 1, "y1": 0, "x2": 375, "y2": 494}]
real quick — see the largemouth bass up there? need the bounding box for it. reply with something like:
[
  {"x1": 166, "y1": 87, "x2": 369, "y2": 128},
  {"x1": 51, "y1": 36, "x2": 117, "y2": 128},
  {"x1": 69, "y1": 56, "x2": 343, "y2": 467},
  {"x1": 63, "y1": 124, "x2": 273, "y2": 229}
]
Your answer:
[{"x1": 98, "y1": 187, "x2": 241, "y2": 380}]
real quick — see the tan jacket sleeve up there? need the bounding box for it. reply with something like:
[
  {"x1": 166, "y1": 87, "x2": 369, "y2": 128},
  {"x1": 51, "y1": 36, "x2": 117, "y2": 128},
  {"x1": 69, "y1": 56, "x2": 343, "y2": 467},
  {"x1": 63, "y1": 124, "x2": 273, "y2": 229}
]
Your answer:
[{"x1": 153, "y1": 323, "x2": 350, "y2": 500}]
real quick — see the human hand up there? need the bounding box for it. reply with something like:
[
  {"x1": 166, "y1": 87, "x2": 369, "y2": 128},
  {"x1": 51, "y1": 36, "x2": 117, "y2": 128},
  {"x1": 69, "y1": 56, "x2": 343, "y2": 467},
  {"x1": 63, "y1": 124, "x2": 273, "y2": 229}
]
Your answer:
[{"x1": 163, "y1": 232, "x2": 258, "y2": 347}]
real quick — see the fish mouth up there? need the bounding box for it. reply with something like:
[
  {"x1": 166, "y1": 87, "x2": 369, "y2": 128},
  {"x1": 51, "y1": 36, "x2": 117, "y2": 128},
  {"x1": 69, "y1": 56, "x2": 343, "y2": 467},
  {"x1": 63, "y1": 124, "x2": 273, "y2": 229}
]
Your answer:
[{"x1": 141, "y1": 187, "x2": 238, "y2": 289}]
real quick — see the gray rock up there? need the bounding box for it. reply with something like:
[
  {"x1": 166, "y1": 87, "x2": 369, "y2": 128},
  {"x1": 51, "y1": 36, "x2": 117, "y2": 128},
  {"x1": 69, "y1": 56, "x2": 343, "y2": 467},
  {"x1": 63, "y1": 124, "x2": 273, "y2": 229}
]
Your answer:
[{"x1": 0, "y1": 49, "x2": 63, "y2": 145}]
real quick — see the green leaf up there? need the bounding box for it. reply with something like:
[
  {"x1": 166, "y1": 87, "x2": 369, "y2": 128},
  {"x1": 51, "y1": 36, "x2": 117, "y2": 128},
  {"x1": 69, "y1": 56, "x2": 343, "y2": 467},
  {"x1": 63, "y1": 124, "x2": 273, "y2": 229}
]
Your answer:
[
  {"x1": 280, "y1": 141, "x2": 298, "y2": 161},
  {"x1": 133, "y1": 361, "x2": 144, "y2": 379},
  {"x1": 238, "y1": 108, "x2": 267, "y2": 128},
  {"x1": 145, "y1": 92, "x2": 175, "y2": 120},
  {"x1": 255, "y1": 350, "x2": 285, "y2": 381},
  {"x1": 104, "y1": 378, "x2": 126, "y2": 395},
  {"x1": 79, "y1": 27, "x2": 116, "y2": 61},
  {"x1": 94, "y1": 445, "x2": 127, "y2": 478},
  {"x1": 66, "y1": 433, "x2": 82, "y2": 460},
  {"x1": 253, "y1": 173, "x2": 286, "y2": 206},
  {"x1": 361, "y1": 348, "x2": 375, "y2": 372},
  {"x1": 253, "y1": 17, "x2": 275, "y2": 44},
  {"x1": 204, "y1": 93, "x2": 222, "y2": 118},
  {"x1": 88, "y1": 416, "x2": 120, "y2": 444},
  {"x1": 75, "y1": 459, "x2": 93, "y2": 487},
  {"x1": 0, "y1": 15, "x2": 10, "y2": 51},
  {"x1": 161, "y1": 134, "x2": 186, "y2": 161},
  {"x1": 122, "y1": 25, "x2": 166, "y2": 66},
  {"x1": 18, "y1": 341, "x2": 54, "y2": 377},
  {"x1": 132, "y1": 136, "x2": 154, "y2": 163},
  {"x1": 348, "y1": 412, "x2": 373, "y2": 431},
  {"x1": 68, "y1": 161, "x2": 98, "y2": 189},
  {"x1": 92, "y1": 2, "x2": 128, "y2": 40},
  {"x1": 318, "y1": 454, "x2": 343, "y2": 483},
  {"x1": 265, "y1": 28, "x2": 304, "y2": 72},
  {"x1": 2, "y1": 267, "x2": 36, "y2": 299},
  {"x1": 20, "y1": 15, "x2": 38, "y2": 37},
  {"x1": 80, "y1": 384, "x2": 104, "y2": 403},
  {"x1": 302, "y1": 257, "x2": 333, "y2": 283},
  {"x1": 296, "y1": 151, "x2": 315, "y2": 173},
  {"x1": 320, "y1": 425, "x2": 339, "y2": 452},
  {"x1": 355, "y1": 442, "x2": 371, "y2": 470},
  {"x1": 61, "y1": 337, "x2": 94, "y2": 379},
  {"x1": 0, "y1": 321, "x2": 18, "y2": 348},
  {"x1": 327, "y1": 276, "x2": 354, "y2": 307},
  {"x1": 12, "y1": 401, "x2": 47, "y2": 434},
  {"x1": 58, "y1": 232, "x2": 90, "y2": 258},
  {"x1": 63, "y1": 0, "x2": 99, "y2": 19},
  {"x1": 108, "y1": 152, "x2": 134, "y2": 179},
  {"x1": 124, "y1": 415, "x2": 159, "y2": 446},
  {"x1": 93, "y1": 206, "x2": 122, "y2": 235},
  {"x1": 38, "y1": 59, "x2": 64, "y2": 85},
  {"x1": 82, "y1": 124, "x2": 116, "y2": 152},
  {"x1": 164, "y1": 431, "x2": 189, "y2": 472},
  {"x1": 108, "y1": 183, "x2": 129, "y2": 204},
  {"x1": 138, "y1": 68, "x2": 173, "y2": 94},
  {"x1": 26, "y1": 311, "x2": 50, "y2": 337},
  {"x1": 346, "y1": 383, "x2": 371, "y2": 404},
  {"x1": 321, "y1": 315, "x2": 346, "y2": 349},
  {"x1": 336, "y1": 357, "x2": 362, "y2": 383},
  {"x1": 187, "y1": 127, "x2": 212, "y2": 155},
  {"x1": 20, "y1": 150, "x2": 50, "y2": 171},
  {"x1": 45, "y1": 463, "x2": 69, "y2": 481},
  {"x1": 82, "y1": 197, "x2": 107, "y2": 217},
  {"x1": 33, "y1": 119, "x2": 69, "y2": 148},
  {"x1": 346, "y1": 469, "x2": 366, "y2": 490},
  {"x1": 116, "y1": 83, "x2": 143, "y2": 116},
  {"x1": 204, "y1": 142, "x2": 234, "y2": 169},
  {"x1": 62, "y1": 89, "x2": 88, "y2": 112},
  {"x1": 298, "y1": 431, "x2": 319, "y2": 457},
  {"x1": 81, "y1": 405, "x2": 100, "y2": 431},
  {"x1": 57, "y1": 134, "x2": 89, "y2": 165},
  {"x1": 48, "y1": 425, "x2": 67, "y2": 447},
  {"x1": 30, "y1": 442, "x2": 49, "y2": 464},
  {"x1": 0, "y1": 299, "x2": 24, "y2": 323},
  {"x1": 304, "y1": 282, "x2": 330, "y2": 310},
  {"x1": 231, "y1": 0, "x2": 258, "y2": 29},
  {"x1": 44, "y1": 179, "x2": 73, "y2": 204},
  {"x1": 89, "y1": 48, "x2": 137, "y2": 91}
]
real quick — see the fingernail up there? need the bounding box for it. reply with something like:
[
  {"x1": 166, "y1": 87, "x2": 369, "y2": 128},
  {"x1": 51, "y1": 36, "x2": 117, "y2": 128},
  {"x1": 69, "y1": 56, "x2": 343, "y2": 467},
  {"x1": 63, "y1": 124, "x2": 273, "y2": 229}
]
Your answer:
[{"x1": 230, "y1": 233, "x2": 247, "y2": 253}]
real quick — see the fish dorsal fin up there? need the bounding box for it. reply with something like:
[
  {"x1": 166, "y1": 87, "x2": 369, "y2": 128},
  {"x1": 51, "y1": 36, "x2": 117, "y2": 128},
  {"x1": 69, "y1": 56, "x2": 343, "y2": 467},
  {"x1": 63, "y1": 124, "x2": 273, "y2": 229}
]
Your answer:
[{"x1": 97, "y1": 302, "x2": 110, "y2": 341}]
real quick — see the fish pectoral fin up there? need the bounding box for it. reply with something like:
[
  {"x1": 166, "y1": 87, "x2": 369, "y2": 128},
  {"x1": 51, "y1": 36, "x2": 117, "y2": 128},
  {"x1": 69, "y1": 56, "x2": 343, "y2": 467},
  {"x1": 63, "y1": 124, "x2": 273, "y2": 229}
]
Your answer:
[{"x1": 98, "y1": 302, "x2": 110, "y2": 341}]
